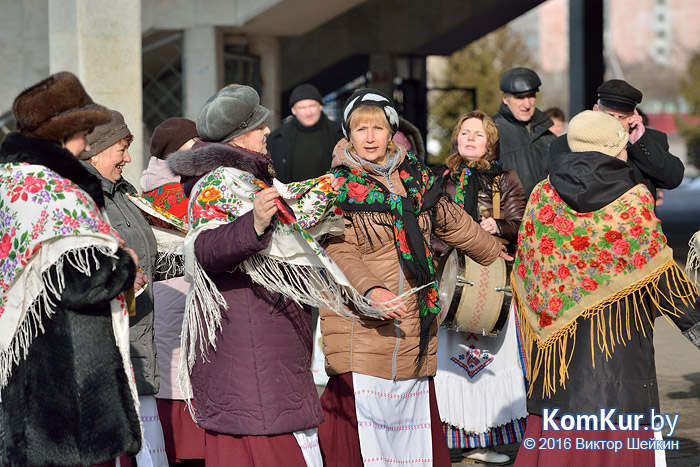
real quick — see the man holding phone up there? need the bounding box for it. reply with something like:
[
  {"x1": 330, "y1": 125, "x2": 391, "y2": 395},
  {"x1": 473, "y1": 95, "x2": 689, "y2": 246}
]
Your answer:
[{"x1": 549, "y1": 79, "x2": 684, "y2": 203}]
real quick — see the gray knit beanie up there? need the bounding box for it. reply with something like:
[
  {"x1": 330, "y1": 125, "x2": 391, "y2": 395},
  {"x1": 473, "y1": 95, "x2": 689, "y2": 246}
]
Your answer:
[
  {"x1": 567, "y1": 110, "x2": 629, "y2": 157},
  {"x1": 196, "y1": 85, "x2": 270, "y2": 143}
]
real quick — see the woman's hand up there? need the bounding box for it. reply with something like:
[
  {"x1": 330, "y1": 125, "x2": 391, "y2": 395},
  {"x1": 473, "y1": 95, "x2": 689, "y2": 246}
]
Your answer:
[
  {"x1": 368, "y1": 287, "x2": 408, "y2": 319},
  {"x1": 134, "y1": 269, "x2": 147, "y2": 292},
  {"x1": 321, "y1": 173, "x2": 340, "y2": 194},
  {"x1": 119, "y1": 239, "x2": 139, "y2": 267},
  {"x1": 253, "y1": 187, "x2": 280, "y2": 233},
  {"x1": 480, "y1": 216, "x2": 500, "y2": 235},
  {"x1": 499, "y1": 248, "x2": 513, "y2": 262}
]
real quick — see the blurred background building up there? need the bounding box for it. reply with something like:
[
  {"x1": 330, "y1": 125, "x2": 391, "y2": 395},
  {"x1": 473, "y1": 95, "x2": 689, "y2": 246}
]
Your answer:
[{"x1": 1, "y1": 0, "x2": 699, "y2": 182}]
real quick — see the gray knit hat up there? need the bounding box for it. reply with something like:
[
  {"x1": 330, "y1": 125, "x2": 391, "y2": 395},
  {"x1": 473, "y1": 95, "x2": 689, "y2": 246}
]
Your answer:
[
  {"x1": 80, "y1": 109, "x2": 132, "y2": 160},
  {"x1": 196, "y1": 85, "x2": 270, "y2": 142},
  {"x1": 567, "y1": 110, "x2": 629, "y2": 157}
]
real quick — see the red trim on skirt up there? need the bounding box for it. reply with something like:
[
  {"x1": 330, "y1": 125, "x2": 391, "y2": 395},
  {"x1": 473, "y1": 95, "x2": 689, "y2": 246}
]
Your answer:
[
  {"x1": 318, "y1": 372, "x2": 451, "y2": 467},
  {"x1": 513, "y1": 414, "x2": 657, "y2": 467},
  {"x1": 156, "y1": 398, "x2": 206, "y2": 462}
]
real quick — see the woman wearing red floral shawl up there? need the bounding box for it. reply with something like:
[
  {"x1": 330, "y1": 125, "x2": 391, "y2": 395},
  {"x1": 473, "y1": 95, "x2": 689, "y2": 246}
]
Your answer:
[
  {"x1": 317, "y1": 89, "x2": 507, "y2": 467},
  {"x1": 512, "y1": 111, "x2": 700, "y2": 467}
]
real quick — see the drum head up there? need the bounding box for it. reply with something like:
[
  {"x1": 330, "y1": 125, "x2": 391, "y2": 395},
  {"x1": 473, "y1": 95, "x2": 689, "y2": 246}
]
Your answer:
[{"x1": 437, "y1": 248, "x2": 460, "y2": 325}]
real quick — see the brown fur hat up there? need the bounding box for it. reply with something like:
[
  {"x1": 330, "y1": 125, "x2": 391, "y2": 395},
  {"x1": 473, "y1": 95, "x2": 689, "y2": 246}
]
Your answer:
[{"x1": 13, "y1": 71, "x2": 110, "y2": 142}]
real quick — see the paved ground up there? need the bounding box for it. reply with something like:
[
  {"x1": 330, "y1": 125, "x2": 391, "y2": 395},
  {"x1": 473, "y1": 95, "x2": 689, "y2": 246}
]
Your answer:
[{"x1": 446, "y1": 180, "x2": 700, "y2": 466}]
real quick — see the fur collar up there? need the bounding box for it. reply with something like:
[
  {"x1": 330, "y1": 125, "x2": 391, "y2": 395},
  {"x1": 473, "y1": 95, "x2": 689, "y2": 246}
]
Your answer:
[
  {"x1": 167, "y1": 142, "x2": 262, "y2": 179},
  {"x1": 0, "y1": 132, "x2": 105, "y2": 207},
  {"x1": 168, "y1": 141, "x2": 273, "y2": 197}
]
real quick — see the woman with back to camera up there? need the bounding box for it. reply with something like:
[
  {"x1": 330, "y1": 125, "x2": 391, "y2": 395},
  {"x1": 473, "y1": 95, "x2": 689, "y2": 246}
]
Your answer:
[
  {"x1": 317, "y1": 89, "x2": 509, "y2": 467},
  {"x1": 513, "y1": 111, "x2": 700, "y2": 466},
  {"x1": 0, "y1": 72, "x2": 141, "y2": 466},
  {"x1": 433, "y1": 110, "x2": 527, "y2": 465}
]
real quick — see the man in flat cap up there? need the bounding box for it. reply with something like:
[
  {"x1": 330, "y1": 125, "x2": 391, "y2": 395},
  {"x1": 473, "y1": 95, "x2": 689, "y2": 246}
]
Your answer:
[
  {"x1": 268, "y1": 83, "x2": 343, "y2": 183},
  {"x1": 492, "y1": 67, "x2": 556, "y2": 197},
  {"x1": 550, "y1": 79, "x2": 684, "y2": 202}
]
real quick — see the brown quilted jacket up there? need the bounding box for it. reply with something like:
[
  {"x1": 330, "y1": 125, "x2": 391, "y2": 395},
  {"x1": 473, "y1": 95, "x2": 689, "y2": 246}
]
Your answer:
[{"x1": 320, "y1": 141, "x2": 503, "y2": 380}]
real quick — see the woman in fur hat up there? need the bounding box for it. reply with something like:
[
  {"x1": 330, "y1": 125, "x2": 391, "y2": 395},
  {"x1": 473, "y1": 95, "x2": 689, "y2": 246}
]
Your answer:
[
  {"x1": 0, "y1": 72, "x2": 142, "y2": 466},
  {"x1": 317, "y1": 89, "x2": 509, "y2": 466},
  {"x1": 166, "y1": 84, "x2": 343, "y2": 467},
  {"x1": 79, "y1": 109, "x2": 171, "y2": 467},
  {"x1": 512, "y1": 111, "x2": 700, "y2": 466}
]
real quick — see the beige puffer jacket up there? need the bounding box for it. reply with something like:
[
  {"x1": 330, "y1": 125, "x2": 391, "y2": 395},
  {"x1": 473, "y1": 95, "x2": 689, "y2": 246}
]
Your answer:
[{"x1": 321, "y1": 140, "x2": 503, "y2": 380}]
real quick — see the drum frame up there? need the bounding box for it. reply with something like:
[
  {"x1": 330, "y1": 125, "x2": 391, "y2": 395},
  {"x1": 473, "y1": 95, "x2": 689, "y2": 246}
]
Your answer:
[{"x1": 436, "y1": 248, "x2": 512, "y2": 336}]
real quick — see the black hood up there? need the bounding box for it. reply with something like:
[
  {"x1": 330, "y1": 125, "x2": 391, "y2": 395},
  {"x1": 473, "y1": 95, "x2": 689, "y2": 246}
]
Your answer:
[{"x1": 548, "y1": 151, "x2": 637, "y2": 213}]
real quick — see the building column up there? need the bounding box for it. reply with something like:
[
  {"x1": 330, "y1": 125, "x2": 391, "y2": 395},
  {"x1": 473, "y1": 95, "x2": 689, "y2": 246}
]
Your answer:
[
  {"x1": 183, "y1": 25, "x2": 218, "y2": 121},
  {"x1": 569, "y1": 0, "x2": 604, "y2": 116},
  {"x1": 249, "y1": 35, "x2": 280, "y2": 128},
  {"x1": 49, "y1": 0, "x2": 143, "y2": 186}
]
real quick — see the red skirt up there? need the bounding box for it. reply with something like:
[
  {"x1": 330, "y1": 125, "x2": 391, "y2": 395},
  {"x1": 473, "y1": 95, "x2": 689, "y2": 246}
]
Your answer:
[
  {"x1": 156, "y1": 398, "x2": 206, "y2": 462},
  {"x1": 203, "y1": 430, "x2": 308, "y2": 467},
  {"x1": 513, "y1": 414, "x2": 657, "y2": 467},
  {"x1": 318, "y1": 372, "x2": 451, "y2": 467}
]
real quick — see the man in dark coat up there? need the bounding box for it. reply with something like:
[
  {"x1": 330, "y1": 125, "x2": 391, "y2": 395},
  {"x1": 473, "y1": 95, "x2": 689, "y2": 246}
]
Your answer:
[
  {"x1": 549, "y1": 79, "x2": 684, "y2": 201},
  {"x1": 268, "y1": 84, "x2": 343, "y2": 183},
  {"x1": 492, "y1": 67, "x2": 556, "y2": 197}
]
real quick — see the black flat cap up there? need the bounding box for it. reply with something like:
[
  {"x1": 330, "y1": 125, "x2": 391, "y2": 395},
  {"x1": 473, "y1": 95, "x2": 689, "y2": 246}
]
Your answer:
[
  {"x1": 499, "y1": 67, "x2": 541, "y2": 96},
  {"x1": 597, "y1": 79, "x2": 642, "y2": 112}
]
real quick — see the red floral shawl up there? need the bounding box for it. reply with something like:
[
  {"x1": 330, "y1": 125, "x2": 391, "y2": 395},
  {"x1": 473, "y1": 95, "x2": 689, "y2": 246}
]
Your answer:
[{"x1": 512, "y1": 179, "x2": 697, "y2": 397}]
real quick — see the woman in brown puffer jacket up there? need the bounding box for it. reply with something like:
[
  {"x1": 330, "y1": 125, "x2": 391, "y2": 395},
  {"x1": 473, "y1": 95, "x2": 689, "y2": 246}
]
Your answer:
[{"x1": 317, "y1": 90, "x2": 507, "y2": 467}]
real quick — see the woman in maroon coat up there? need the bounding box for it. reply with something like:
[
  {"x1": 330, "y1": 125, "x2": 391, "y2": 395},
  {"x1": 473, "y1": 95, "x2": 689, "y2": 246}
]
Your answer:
[{"x1": 167, "y1": 85, "x2": 334, "y2": 467}]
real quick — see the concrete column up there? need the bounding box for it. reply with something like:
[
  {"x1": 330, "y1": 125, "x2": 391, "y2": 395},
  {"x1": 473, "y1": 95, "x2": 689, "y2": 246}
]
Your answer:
[
  {"x1": 48, "y1": 0, "x2": 143, "y2": 187},
  {"x1": 183, "y1": 25, "x2": 218, "y2": 121},
  {"x1": 249, "y1": 35, "x2": 281, "y2": 129}
]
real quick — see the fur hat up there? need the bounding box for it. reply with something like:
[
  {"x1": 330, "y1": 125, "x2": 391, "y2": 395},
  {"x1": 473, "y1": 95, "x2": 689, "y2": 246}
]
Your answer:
[
  {"x1": 567, "y1": 110, "x2": 629, "y2": 157},
  {"x1": 150, "y1": 118, "x2": 199, "y2": 159},
  {"x1": 197, "y1": 85, "x2": 269, "y2": 143},
  {"x1": 341, "y1": 88, "x2": 399, "y2": 138},
  {"x1": 13, "y1": 71, "x2": 110, "y2": 142},
  {"x1": 80, "y1": 110, "x2": 133, "y2": 160},
  {"x1": 289, "y1": 84, "x2": 323, "y2": 108}
]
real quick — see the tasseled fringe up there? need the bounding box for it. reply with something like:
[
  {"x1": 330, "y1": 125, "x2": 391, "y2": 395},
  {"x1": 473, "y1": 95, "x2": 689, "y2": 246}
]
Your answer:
[
  {"x1": 0, "y1": 246, "x2": 111, "y2": 400},
  {"x1": 243, "y1": 253, "x2": 431, "y2": 320},
  {"x1": 686, "y1": 230, "x2": 700, "y2": 287},
  {"x1": 513, "y1": 259, "x2": 697, "y2": 399},
  {"x1": 177, "y1": 256, "x2": 228, "y2": 421},
  {"x1": 155, "y1": 250, "x2": 185, "y2": 278}
]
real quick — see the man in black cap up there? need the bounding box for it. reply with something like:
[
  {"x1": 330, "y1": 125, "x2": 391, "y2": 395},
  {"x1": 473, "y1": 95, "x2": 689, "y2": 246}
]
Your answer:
[
  {"x1": 268, "y1": 83, "x2": 343, "y2": 183},
  {"x1": 550, "y1": 79, "x2": 684, "y2": 201},
  {"x1": 492, "y1": 67, "x2": 556, "y2": 197}
]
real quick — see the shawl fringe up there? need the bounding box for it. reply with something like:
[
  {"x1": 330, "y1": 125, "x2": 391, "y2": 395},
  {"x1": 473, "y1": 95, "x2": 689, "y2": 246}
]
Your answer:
[
  {"x1": 686, "y1": 230, "x2": 700, "y2": 287},
  {"x1": 0, "y1": 246, "x2": 112, "y2": 400},
  {"x1": 513, "y1": 259, "x2": 697, "y2": 399}
]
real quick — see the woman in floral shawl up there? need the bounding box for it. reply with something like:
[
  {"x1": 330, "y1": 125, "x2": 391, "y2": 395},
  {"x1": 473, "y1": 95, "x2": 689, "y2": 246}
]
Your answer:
[
  {"x1": 166, "y1": 85, "x2": 341, "y2": 467},
  {"x1": 433, "y1": 110, "x2": 527, "y2": 465},
  {"x1": 0, "y1": 72, "x2": 141, "y2": 466},
  {"x1": 317, "y1": 89, "x2": 507, "y2": 467},
  {"x1": 512, "y1": 111, "x2": 700, "y2": 467}
]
